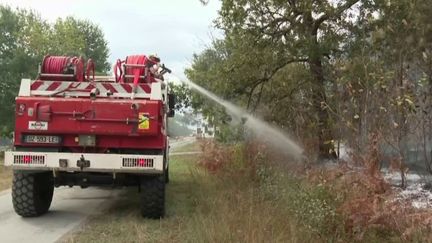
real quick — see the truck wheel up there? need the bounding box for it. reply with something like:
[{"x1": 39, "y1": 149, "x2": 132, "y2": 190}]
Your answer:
[
  {"x1": 140, "y1": 175, "x2": 165, "y2": 218},
  {"x1": 12, "y1": 171, "x2": 54, "y2": 217}
]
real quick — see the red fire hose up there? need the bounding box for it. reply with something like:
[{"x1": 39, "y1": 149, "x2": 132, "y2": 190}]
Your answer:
[
  {"x1": 42, "y1": 56, "x2": 68, "y2": 74},
  {"x1": 114, "y1": 55, "x2": 162, "y2": 84},
  {"x1": 41, "y1": 56, "x2": 85, "y2": 81},
  {"x1": 125, "y1": 55, "x2": 148, "y2": 85}
]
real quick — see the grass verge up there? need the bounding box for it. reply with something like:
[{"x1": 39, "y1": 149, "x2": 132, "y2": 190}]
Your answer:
[
  {"x1": 64, "y1": 146, "x2": 316, "y2": 242},
  {"x1": 64, "y1": 155, "x2": 204, "y2": 242},
  {"x1": 64, "y1": 141, "x2": 432, "y2": 242}
]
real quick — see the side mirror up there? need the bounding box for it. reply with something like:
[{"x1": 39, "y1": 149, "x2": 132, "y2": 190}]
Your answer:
[{"x1": 168, "y1": 93, "x2": 176, "y2": 117}]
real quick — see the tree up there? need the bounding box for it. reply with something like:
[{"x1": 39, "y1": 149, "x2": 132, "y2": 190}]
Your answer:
[
  {"x1": 0, "y1": 5, "x2": 111, "y2": 136},
  {"x1": 0, "y1": 6, "x2": 22, "y2": 135},
  {"x1": 0, "y1": 7, "x2": 51, "y2": 135},
  {"x1": 52, "y1": 17, "x2": 110, "y2": 73},
  {"x1": 186, "y1": 1, "x2": 364, "y2": 158}
]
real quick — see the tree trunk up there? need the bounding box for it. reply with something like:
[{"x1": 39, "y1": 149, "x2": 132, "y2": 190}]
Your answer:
[
  {"x1": 309, "y1": 57, "x2": 336, "y2": 160},
  {"x1": 305, "y1": 11, "x2": 336, "y2": 161}
]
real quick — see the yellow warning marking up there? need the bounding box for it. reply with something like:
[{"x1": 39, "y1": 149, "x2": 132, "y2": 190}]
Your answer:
[{"x1": 138, "y1": 113, "x2": 150, "y2": 130}]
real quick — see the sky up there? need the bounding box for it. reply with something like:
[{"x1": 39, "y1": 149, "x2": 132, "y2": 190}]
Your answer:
[{"x1": 0, "y1": 0, "x2": 222, "y2": 80}]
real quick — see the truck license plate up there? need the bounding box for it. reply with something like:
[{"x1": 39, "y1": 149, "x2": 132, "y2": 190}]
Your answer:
[{"x1": 24, "y1": 135, "x2": 61, "y2": 144}]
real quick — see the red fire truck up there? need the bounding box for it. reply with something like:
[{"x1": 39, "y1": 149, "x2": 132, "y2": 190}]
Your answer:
[{"x1": 4, "y1": 55, "x2": 174, "y2": 218}]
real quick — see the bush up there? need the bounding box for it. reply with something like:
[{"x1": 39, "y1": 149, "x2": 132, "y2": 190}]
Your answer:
[
  {"x1": 196, "y1": 139, "x2": 432, "y2": 241},
  {"x1": 196, "y1": 140, "x2": 345, "y2": 240}
]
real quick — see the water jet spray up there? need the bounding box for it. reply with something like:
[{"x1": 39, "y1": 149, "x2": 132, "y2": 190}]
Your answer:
[{"x1": 170, "y1": 75, "x2": 305, "y2": 160}]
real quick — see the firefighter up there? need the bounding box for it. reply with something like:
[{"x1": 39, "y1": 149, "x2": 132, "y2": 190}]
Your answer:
[{"x1": 146, "y1": 55, "x2": 163, "y2": 81}]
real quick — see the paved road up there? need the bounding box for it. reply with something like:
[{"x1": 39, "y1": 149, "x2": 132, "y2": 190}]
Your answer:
[
  {"x1": 169, "y1": 137, "x2": 196, "y2": 151},
  {"x1": 0, "y1": 137, "x2": 195, "y2": 243}
]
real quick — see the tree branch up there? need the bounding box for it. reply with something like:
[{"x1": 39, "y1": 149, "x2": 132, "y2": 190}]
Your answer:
[
  {"x1": 252, "y1": 82, "x2": 266, "y2": 112},
  {"x1": 246, "y1": 57, "x2": 308, "y2": 110},
  {"x1": 312, "y1": 0, "x2": 360, "y2": 33}
]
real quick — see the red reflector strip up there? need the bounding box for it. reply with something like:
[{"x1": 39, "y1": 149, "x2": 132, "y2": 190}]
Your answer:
[
  {"x1": 14, "y1": 155, "x2": 45, "y2": 165},
  {"x1": 140, "y1": 84, "x2": 151, "y2": 93},
  {"x1": 121, "y1": 84, "x2": 133, "y2": 93},
  {"x1": 46, "y1": 81, "x2": 61, "y2": 91},
  {"x1": 30, "y1": 81, "x2": 43, "y2": 90},
  {"x1": 122, "y1": 158, "x2": 154, "y2": 168}
]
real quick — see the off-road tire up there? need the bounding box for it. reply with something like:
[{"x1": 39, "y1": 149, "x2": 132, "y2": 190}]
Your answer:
[
  {"x1": 140, "y1": 175, "x2": 165, "y2": 218},
  {"x1": 12, "y1": 171, "x2": 54, "y2": 217}
]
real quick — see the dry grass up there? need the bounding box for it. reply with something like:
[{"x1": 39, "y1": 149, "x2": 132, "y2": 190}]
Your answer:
[
  {"x1": 64, "y1": 155, "x2": 204, "y2": 242},
  {"x1": 307, "y1": 164, "x2": 432, "y2": 242},
  {"x1": 64, "y1": 150, "x2": 312, "y2": 242},
  {"x1": 63, "y1": 141, "x2": 432, "y2": 242}
]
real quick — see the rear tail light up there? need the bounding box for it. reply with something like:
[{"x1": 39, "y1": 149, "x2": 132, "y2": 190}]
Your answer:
[
  {"x1": 14, "y1": 155, "x2": 45, "y2": 165},
  {"x1": 122, "y1": 158, "x2": 154, "y2": 168}
]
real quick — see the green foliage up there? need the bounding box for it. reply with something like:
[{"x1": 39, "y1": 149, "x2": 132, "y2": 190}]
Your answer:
[
  {"x1": 197, "y1": 141, "x2": 347, "y2": 240},
  {"x1": 215, "y1": 123, "x2": 245, "y2": 143},
  {"x1": 52, "y1": 17, "x2": 110, "y2": 72},
  {"x1": 186, "y1": 0, "x2": 371, "y2": 157},
  {"x1": 0, "y1": 7, "x2": 45, "y2": 136},
  {"x1": 186, "y1": 0, "x2": 432, "y2": 160},
  {"x1": 288, "y1": 183, "x2": 340, "y2": 237},
  {"x1": 168, "y1": 82, "x2": 192, "y2": 111},
  {"x1": 0, "y1": 5, "x2": 110, "y2": 136}
]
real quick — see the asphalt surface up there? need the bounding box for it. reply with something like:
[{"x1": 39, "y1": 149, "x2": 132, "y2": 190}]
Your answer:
[{"x1": 0, "y1": 137, "x2": 196, "y2": 243}]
